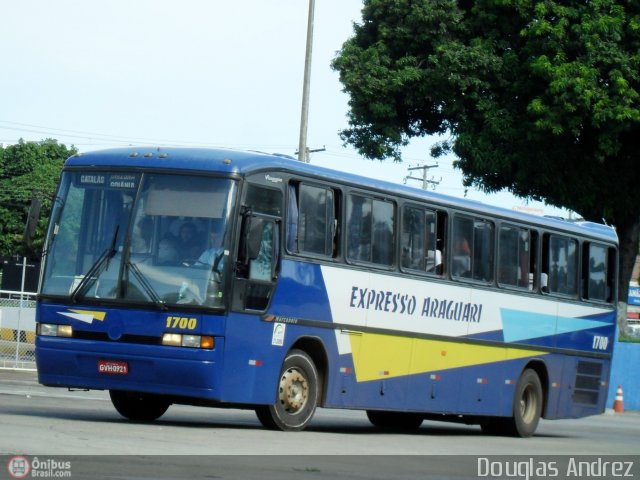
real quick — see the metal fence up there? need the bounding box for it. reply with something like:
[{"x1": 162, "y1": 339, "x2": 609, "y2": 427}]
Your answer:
[{"x1": 0, "y1": 290, "x2": 37, "y2": 370}]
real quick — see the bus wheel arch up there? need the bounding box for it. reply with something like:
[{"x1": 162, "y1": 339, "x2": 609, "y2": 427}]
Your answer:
[
  {"x1": 481, "y1": 361, "x2": 548, "y2": 437},
  {"x1": 255, "y1": 344, "x2": 323, "y2": 431}
]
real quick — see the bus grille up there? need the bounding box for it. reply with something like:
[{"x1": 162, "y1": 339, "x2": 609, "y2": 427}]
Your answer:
[{"x1": 572, "y1": 361, "x2": 603, "y2": 405}]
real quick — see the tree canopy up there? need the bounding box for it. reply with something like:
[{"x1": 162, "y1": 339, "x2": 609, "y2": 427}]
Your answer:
[
  {"x1": 333, "y1": 0, "x2": 640, "y2": 307},
  {"x1": 0, "y1": 139, "x2": 77, "y2": 258}
]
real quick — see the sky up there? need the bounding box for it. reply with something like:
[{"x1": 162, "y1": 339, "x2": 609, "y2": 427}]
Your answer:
[{"x1": 0, "y1": 0, "x2": 567, "y2": 216}]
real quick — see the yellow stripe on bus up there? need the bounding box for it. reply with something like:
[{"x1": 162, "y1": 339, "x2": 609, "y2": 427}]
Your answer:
[{"x1": 350, "y1": 332, "x2": 546, "y2": 382}]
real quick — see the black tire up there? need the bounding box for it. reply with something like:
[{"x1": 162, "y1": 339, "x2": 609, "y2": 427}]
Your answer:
[
  {"x1": 255, "y1": 349, "x2": 319, "y2": 431},
  {"x1": 482, "y1": 369, "x2": 542, "y2": 437},
  {"x1": 366, "y1": 410, "x2": 423, "y2": 431},
  {"x1": 109, "y1": 390, "x2": 170, "y2": 422}
]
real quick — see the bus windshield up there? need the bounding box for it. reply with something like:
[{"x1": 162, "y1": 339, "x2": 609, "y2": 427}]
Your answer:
[{"x1": 42, "y1": 172, "x2": 237, "y2": 308}]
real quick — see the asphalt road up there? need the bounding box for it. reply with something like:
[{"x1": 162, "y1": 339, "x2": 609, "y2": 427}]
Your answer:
[{"x1": 1, "y1": 369, "x2": 639, "y2": 479}]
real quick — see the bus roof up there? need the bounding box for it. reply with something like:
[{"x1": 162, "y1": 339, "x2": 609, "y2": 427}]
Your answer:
[{"x1": 66, "y1": 147, "x2": 617, "y2": 244}]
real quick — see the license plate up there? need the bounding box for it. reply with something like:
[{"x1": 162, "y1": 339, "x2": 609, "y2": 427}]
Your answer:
[{"x1": 98, "y1": 360, "x2": 129, "y2": 375}]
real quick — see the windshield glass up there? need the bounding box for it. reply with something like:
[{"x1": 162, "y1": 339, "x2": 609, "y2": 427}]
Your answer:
[{"x1": 42, "y1": 172, "x2": 236, "y2": 308}]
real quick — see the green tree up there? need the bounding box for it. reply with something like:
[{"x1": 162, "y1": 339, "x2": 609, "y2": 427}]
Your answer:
[
  {"x1": 333, "y1": 0, "x2": 640, "y2": 330},
  {"x1": 0, "y1": 139, "x2": 77, "y2": 258}
]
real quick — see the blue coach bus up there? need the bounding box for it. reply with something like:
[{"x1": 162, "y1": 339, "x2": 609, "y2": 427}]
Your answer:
[{"x1": 34, "y1": 147, "x2": 617, "y2": 436}]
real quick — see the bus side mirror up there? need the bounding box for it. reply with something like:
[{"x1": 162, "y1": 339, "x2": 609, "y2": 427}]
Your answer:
[{"x1": 23, "y1": 197, "x2": 42, "y2": 248}]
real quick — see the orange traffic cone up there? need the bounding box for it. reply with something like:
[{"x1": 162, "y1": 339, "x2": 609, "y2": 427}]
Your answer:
[{"x1": 613, "y1": 385, "x2": 624, "y2": 413}]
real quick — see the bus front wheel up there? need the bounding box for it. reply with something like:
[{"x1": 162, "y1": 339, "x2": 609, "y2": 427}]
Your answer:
[
  {"x1": 109, "y1": 390, "x2": 170, "y2": 422},
  {"x1": 255, "y1": 349, "x2": 319, "y2": 431}
]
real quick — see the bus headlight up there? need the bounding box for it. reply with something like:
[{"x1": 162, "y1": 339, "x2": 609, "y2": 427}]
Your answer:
[
  {"x1": 37, "y1": 323, "x2": 73, "y2": 337},
  {"x1": 162, "y1": 333, "x2": 214, "y2": 349}
]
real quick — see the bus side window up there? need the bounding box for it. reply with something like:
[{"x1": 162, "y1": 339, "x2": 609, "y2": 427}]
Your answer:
[
  {"x1": 544, "y1": 234, "x2": 578, "y2": 296},
  {"x1": 452, "y1": 215, "x2": 494, "y2": 282},
  {"x1": 498, "y1": 225, "x2": 537, "y2": 290},
  {"x1": 245, "y1": 184, "x2": 282, "y2": 216},
  {"x1": 452, "y1": 216, "x2": 473, "y2": 278},
  {"x1": 401, "y1": 206, "x2": 425, "y2": 270},
  {"x1": 583, "y1": 243, "x2": 615, "y2": 302},
  {"x1": 347, "y1": 195, "x2": 371, "y2": 262},
  {"x1": 372, "y1": 200, "x2": 394, "y2": 265},
  {"x1": 472, "y1": 220, "x2": 494, "y2": 282},
  {"x1": 401, "y1": 205, "x2": 445, "y2": 275},
  {"x1": 347, "y1": 194, "x2": 395, "y2": 266},
  {"x1": 287, "y1": 182, "x2": 339, "y2": 258}
]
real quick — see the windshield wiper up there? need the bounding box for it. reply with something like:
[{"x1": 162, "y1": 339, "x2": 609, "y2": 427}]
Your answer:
[
  {"x1": 70, "y1": 226, "x2": 119, "y2": 303},
  {"x1": 126, "y1": 261, "x2": 167, "y2": 311}
]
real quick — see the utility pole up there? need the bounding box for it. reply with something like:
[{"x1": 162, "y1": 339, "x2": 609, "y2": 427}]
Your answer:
[
  {"x1": 297, "y1": 0, "x2": 315, "y2": 163},
  {"x1": 295, "y1": 145, "x2": 326, "y2": 161},
  {"x1": 404, "y1": 163, "x2": 441, "y2": 190}
]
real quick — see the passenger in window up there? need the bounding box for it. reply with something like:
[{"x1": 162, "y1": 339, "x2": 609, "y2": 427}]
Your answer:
[
  {"x1": 157, "y1": 236, "x2": 179, "y2": 265},
  {"x1": 177, "y1": 222, "x2": 203, "y2": 260},
  {"x1": 198, "y1": 226, "x2": 225, "y2": 272},
  {"x1": 452, "y1": 236, "x2": 471, "y2": 277}
]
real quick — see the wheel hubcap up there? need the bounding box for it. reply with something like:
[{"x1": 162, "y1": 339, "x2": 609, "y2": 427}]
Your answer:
[
  {"x1": 278, "y1": 367, "x2": 308, "y2": 413},
  {"x1": 520, "y1": 384, "x2": 537, "y2": 424}
]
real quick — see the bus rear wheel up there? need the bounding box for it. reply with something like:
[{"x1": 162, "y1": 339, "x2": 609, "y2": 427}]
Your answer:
[
  {"x1": 366, "y1": 410, "x2": 424, "y2": 431},
  {"x1": 481, "y1": 368, "x2": 543, "y2": 437},
  {"x1": 109, "y1": 390, "x2": 170, "y2": 422},
  {"x1": 255, "y1": 349, "x2": 319, "y2": 431}
]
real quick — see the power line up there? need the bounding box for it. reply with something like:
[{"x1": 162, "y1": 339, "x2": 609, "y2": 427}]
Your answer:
[
  {"x1": 0, "y1": 120, "x2": 297, "y2": 151},
  {"x1": 1, "y1": 121, "x2": 465, "y2": 192},
  {"x1": 403, "y1": 163, "x2": 441, "y2": 191}
]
